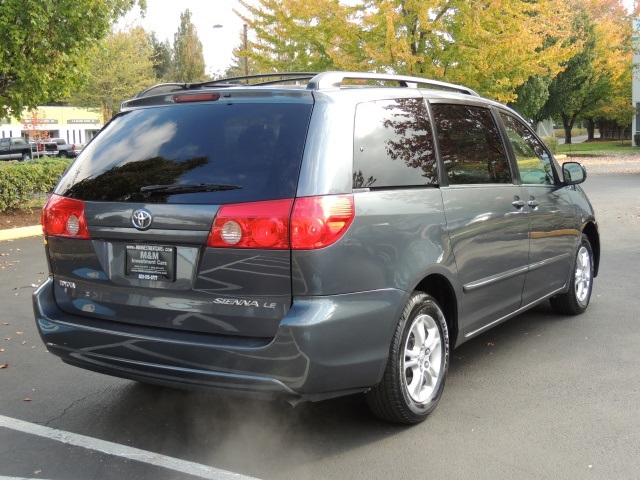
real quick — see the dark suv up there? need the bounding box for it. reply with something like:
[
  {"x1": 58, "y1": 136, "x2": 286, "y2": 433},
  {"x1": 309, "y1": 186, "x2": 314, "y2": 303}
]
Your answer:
[{"x1": 33, "y1": 72, "x2": 599, "y2": 424}]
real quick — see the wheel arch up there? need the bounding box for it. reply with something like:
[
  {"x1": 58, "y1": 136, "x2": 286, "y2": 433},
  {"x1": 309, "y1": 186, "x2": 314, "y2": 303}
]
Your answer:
[
  {"x1": 414, "y1": 274, "x2": 459, "y2": 348},
  {"x1": 582, "y1": 221, "x2": 600, "y2": 277}
]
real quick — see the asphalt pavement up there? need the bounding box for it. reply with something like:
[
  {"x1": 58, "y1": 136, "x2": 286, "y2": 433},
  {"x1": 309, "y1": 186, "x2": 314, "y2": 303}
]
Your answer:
[{"x1": 0, "y1": 173, "x2": 639, "y2": 480}]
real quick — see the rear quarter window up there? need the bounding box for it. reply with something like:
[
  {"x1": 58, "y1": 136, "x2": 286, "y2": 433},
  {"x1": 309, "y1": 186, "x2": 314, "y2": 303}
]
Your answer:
[
  {"x1": 353, "y1": 98, "x2": 437, "y2": 189},
  {"x1": 56, "y1": 102, "x2": 312, "y2": 204}
]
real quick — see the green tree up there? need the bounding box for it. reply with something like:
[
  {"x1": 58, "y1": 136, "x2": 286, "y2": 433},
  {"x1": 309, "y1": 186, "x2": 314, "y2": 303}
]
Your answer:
[
  {"x1": 509, "y1": 76, "x2": 553, "y2": 129},
  {"x1": 543, "y1": 0, "x2": 631, "y2": 143},
  {"x1": 172, "y1": 9, "x2": 206, "y2": 82},
  {"x1": 0, "y1": 0, "x2": 145, "y2": 120},
  {"x1": 68, "y1": 27, "x2": 156, "y2": 122},
  {"x1": 149, "y1": 32, "x2": 173, "y2": 81}
]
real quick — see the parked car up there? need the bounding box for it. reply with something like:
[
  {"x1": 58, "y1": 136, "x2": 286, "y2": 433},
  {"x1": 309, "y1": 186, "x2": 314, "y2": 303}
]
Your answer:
[
  {"x1": 0, "y1": 137, "x2": 33, "y2": 161},
  {"x1": 36, "y1": 140, "x2": 58, "y2": 157},
  {"x1": 49, "y1": 137, "x2": 83, "y2": 158},
  {"x1": 33, "y1": 71, "x2": 600, "y2": 424}
]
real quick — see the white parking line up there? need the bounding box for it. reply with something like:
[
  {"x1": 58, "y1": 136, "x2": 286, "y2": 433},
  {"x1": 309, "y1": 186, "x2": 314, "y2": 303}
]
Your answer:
[
  {"x1": 0, "y1": 415, "x2": 259, "y2": 480},
  {"x1": 0, "y1": 477, "x2": 52, "y2": 480}
]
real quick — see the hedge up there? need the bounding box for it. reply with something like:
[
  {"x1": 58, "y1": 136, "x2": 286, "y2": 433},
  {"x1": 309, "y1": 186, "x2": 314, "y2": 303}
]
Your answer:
[
  {"x1": 542, "y1": 136, "x2": 559, "y2": 154},
  {"x1": 0, "y1": 158, "x2": 72, "y2": 212}
]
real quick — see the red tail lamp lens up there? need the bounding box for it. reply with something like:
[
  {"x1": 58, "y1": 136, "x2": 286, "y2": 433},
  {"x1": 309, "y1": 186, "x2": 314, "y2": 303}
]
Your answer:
[
  {"x1": 42, "y1": 194, "x2": 90, "y2": 239},
  {"x1": 291, "y1": 195, "x2": 355, "y2": 249},
  {"x1": 208, "y1": 199, "x2": 293, "y2": 249},
  {"x1": 207, "y1": 196, "x2": 354, "y2": 250}
]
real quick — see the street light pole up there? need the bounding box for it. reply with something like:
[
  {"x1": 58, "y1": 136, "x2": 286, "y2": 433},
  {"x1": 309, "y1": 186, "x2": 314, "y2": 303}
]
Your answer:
[
  {"x1": 212, "y1": 24, "x2": 224, "y2": 80},
  {"x1": 243, "y1": 23, "x2": 249, "y2": 82},
  {"x1": 213, "y1": 22, "x2": 249, "y2": 82}
]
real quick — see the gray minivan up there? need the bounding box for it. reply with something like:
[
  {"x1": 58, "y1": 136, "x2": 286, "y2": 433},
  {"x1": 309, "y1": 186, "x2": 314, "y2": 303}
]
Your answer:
[{"x1": 33, "y1": 72, "x2": 599, "y2": 424}]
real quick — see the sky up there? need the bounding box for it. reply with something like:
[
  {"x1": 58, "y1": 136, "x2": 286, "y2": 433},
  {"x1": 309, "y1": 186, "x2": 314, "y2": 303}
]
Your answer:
[{"x1": 118, "y1": 0, "x2": 256, "y2": 77}]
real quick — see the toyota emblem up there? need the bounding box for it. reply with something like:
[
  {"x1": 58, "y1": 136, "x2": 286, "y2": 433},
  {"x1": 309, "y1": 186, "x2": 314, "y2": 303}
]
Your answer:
[{"x1": 131, "y1": 209, "x2": 153, "y2": 230}]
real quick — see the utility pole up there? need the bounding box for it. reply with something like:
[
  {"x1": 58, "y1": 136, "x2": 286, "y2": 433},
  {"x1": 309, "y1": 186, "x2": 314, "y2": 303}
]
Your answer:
[{"x1": 243, "y1": 23, "x2": 249, "y2": 83}]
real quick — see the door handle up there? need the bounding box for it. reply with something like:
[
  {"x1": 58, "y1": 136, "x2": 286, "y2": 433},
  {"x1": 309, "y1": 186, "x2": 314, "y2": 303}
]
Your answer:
[
  {"x1": 512, "y1": 200, "x2": 526, "y2": 209},
  {"x1": 528, "y1": 200, "x2": 539, "y2": 208}
]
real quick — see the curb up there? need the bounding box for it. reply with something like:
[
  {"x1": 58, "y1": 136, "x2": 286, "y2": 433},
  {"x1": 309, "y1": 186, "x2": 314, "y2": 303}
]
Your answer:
[{"x1": 0, "y1": 225, "x2": 42, "y2": 242}]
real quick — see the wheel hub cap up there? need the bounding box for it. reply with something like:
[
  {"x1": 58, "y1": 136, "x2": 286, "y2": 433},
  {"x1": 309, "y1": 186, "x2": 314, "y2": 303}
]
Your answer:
[
  {"x1": 575, "y1": 246, "x2": 592, "y2": 303},
  {"x1": 403, "y1": 313, "x2": 442, "y2": 403}
]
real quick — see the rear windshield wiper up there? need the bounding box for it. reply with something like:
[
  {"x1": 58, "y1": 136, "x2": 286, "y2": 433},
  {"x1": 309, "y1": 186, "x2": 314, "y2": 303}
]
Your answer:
[{"x1": 140, "y1": 183, "x2": 243, "y2": 196}]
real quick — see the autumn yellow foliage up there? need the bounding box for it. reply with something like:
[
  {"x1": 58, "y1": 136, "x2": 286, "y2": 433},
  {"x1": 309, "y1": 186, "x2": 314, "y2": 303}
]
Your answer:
[{"x1": 237, "y1": 0, "x2": 584, "y2": 102}]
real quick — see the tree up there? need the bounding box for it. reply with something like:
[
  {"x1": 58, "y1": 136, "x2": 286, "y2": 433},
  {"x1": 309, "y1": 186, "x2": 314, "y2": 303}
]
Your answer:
[
  {"x1": 237, "y1": 0, "x2": 578, "y2": 103},
  {"x1": 236, "y1": 0, "x2": 362, "y2": 74},
  {"x1": 0, "y1": 0, "x2": 145, "y2": 121},
  {"x1": 509, "y1": 76, "x2": 553, "y2": 129},
  {"x1": 584, "y1": 1, "x2": 633, "y2": 140},
  {"x1": 68, "y1": 27, "x2": 156, "y2": 122},
  {"x1": 172, "y1": 9, "x2": 206, "y2": 82},
  {"x1": 22, "y1": 109, "x2": 51, "y2": 144},
  {"x1": 221, "y1": 26, "x2": 255, "y2": 79},
  {"x1": 542, "y1": 0, "x2": 631, "y2": 143},
  {"x1": 149, "y1": 32, "x2": 173, "y2": 81}
]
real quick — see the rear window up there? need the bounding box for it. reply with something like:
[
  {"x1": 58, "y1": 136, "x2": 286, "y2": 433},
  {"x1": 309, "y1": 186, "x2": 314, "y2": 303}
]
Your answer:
[{"x1": 56, "y1": 102, "x2": 312, "y2": 204}]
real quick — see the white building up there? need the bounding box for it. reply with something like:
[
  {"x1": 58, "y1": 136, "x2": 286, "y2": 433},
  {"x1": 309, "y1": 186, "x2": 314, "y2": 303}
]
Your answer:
[{"x1": 1, "y1": 106, "x2": 102, "y2": 144}]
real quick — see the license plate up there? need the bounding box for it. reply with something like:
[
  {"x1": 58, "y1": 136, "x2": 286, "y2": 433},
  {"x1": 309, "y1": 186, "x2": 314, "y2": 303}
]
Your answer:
[{"x1": 125, "y1": 244, "x2": 175, "y2": 281}]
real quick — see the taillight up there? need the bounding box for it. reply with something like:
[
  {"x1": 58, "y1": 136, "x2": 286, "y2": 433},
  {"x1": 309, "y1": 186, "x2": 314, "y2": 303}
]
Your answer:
[
  {"x1": 291, "y1": 195, "x2": 355, "y2": 249},
  {"x1": 42, "y1": 194, "x2": 90, "y2": 239},
  {"x1": 207, "y1": 195, "x2": 355, "y2": 250},
  {"x1": 207, "y1": 199, "x2": 293, "y2": 249}
]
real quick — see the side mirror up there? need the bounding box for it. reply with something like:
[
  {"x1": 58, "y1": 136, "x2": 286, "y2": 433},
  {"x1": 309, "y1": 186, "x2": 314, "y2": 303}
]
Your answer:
[{"x1": 562, "y1": 162, "x2": 587, "y2": 185}]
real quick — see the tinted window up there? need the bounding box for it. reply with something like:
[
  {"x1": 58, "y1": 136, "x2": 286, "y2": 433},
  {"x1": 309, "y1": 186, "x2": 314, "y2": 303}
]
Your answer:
[
  {"x1": 353, "y1": 98, "x2": 437, "y2": 188},
  {"x1": 500, "y1": 113, "x2": 555, "y2": 185},
  {"x1": 56, "y1": 103, "x2": 312, "y2": 203},
  {"x1": 432, "y1": 104, "x2": 511, "y2": 184}
]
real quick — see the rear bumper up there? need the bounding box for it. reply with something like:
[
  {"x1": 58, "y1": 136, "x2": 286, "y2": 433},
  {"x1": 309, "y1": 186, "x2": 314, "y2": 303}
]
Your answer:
[{"x1": 33, "y1": 277, "x2": 405, "y2": 402}]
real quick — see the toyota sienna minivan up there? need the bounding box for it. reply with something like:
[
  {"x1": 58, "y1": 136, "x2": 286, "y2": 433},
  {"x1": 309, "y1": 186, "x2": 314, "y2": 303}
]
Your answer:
[{"x1": 33, "y1": 71, "x2": 599, "y2": 424}]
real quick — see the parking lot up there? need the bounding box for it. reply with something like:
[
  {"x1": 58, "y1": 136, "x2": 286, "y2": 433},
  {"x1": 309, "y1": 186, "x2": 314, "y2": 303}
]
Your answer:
[{"x1": 1, "y1": 173, "x2": 639, "y2": 480}]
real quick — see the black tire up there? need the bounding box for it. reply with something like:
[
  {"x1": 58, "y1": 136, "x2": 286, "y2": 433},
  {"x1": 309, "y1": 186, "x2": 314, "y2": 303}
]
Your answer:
[
  {"x1": 21, "y1": 152, "x2": 31, "y2": 161},
  {"x1": 365, "y1": 292, "x2": 449, "y2": 424},
  {"x1": 59, "y1": 151, "x2": 68, "y2": 158},
  {"x1": 550, "y1": 234, "x2": 594, "y2": 315}
]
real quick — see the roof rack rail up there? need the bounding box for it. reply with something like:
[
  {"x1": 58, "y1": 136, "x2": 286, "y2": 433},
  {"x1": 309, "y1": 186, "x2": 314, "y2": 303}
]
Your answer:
[
  {"x1": 306, "y1": 71, "x2": 479, "y2": 96},
  {"x1": 196, "y1": 72, "x2": 319, "y2": 88},
  {"x1": 134, "y1": 73, "x2": 320, "y2": 99},
  {"x1": 133, "y1": 71, "x2": 478, "y2": 100}
]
